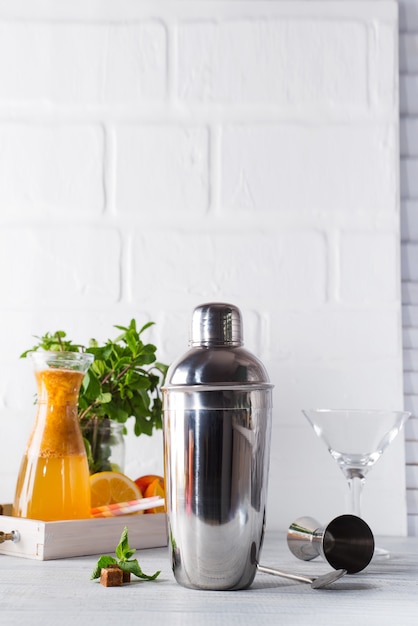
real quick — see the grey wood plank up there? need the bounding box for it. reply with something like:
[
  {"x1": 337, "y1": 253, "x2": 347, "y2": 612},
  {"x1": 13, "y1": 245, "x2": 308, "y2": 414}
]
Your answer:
[{"x1": 1, "y1": 531, "x2": 417, "y2": 626}]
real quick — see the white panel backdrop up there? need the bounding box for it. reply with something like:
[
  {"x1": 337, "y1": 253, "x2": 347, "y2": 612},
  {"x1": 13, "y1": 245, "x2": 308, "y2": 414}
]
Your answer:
[{"x1": 0, "y1": 1, "x2": 406, "y2": 536}]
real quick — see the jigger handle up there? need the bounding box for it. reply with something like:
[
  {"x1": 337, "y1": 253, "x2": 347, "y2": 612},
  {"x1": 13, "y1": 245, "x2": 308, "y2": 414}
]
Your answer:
[{"x1": 0, "y1": 530, "x2": 20, "y2": 544}]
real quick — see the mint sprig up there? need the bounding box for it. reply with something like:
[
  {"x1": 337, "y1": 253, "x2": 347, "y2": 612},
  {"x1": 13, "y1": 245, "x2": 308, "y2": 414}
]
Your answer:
[
  {"x1": 91, "y1": 555, "x2": 119, "y2": 579},
  {"x1": 91, "y1": 526, "x2": 161, "y2": 581},
  {"x1": 21, "y1": 320, "x2": 168, "y2": 473}
]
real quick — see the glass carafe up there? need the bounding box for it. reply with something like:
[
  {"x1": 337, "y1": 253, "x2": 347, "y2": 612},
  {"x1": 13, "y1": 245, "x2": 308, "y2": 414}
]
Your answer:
[{"x1": 13, "y1": 351, "x2": 94, "y2": 521}]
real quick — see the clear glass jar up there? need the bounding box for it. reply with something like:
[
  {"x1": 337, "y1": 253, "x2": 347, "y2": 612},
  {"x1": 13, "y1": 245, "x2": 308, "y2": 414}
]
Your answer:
[
  {"x1": 13, "y1": 351, "x2": 94, "y2": 521},
  {"x1": 81, "y1": 418, "x2": 126, "y2": 474}
]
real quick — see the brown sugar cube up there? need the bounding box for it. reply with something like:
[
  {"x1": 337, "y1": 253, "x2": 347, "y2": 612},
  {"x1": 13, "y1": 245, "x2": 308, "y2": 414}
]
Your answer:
[
  {"x1": 100, "y1": 567, "x2": 123, "y2": 587},
  {"x1": 108, "y1": 563, "x2": 131, "y2": 583},
  {"x1": 121, "y1": 570, "x2": 131, "y2": 583}
]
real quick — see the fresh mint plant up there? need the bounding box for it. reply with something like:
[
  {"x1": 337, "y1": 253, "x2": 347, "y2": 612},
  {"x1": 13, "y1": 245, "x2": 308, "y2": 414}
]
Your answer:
[
  {"x1": 91, "y1": 526, "x2": 161, "y2": 581},
  {"x1": 22, "y1": 319, "x2": 168, "y2": 472},
  {"x1": 21, "y1": 330, "x2": 82, "y2": 355}
]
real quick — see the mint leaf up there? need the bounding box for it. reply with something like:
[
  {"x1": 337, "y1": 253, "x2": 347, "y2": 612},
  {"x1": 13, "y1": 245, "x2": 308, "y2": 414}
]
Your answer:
[
  {"x1": 115, "y1": 526, "x2": 136, "y2": 561},
  {"x1": 90, "y1": 555, "x2": 117, "y2": 579},
  {"x1": 97, "y1": 392, "x2": 112, "y2": 404},
  {"x1": 119, "y1": 559, "x2": 161, "y2": 580}
]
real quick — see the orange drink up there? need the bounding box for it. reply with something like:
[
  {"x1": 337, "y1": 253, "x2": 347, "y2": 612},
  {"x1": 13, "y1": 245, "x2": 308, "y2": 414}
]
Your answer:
[
  {"x1": 13, "y1": 352, "x2": 93, "y2": 521},
  {"x1": 13, "y1": 454, "x2": 91, "y2": 520}
]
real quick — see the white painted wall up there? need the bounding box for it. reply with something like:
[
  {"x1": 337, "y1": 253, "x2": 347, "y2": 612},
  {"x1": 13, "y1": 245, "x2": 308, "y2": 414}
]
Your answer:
[{"x1": 0, "y1": 1, "x2": 406, "y2": 536}]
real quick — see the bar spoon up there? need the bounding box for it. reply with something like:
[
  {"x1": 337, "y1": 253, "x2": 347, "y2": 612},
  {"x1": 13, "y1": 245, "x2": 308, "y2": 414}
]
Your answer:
[{"x1": 257, "y1": 563, "x2": 347, "y2": 589}]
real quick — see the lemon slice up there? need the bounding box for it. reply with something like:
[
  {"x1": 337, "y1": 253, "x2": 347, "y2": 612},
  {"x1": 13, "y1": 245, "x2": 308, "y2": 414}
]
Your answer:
[{"x1": 90, "y1": 471, "x2": 142, "y2": 508}]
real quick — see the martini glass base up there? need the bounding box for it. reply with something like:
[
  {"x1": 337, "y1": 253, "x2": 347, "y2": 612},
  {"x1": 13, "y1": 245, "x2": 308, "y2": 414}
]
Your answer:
[{"x1": 374, "y1": 545, "x2": 390, "y2": 559}]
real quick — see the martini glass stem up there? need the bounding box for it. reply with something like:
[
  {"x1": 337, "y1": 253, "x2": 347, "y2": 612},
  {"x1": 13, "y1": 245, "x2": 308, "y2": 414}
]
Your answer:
[{"x1": 347, "y1": 473, "x2": 365, "y2": 517}]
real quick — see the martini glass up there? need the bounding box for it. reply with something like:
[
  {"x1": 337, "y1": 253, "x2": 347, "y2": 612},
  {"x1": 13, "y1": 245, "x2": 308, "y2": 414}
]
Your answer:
[{"x1": 302, "y1": 409, "x2": 411, "y2": 558}]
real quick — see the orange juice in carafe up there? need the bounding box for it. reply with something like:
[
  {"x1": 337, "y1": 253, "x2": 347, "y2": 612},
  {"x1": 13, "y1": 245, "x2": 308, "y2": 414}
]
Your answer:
[
  {"x1": 13, "y1": 453, "x2": 91, "y2": 520},
  {"x1": 13, "y1": 352, "x2": 94, "y2": 521}
]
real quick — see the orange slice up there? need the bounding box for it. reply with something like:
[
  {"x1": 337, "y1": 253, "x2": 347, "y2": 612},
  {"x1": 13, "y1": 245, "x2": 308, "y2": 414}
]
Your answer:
[
  {"x1": 90, "y1": 471, "x2": 142, "y2": 508},
  {"x1": 134, "y1": 474, "x2": 163, "y2": 495},
  {"x1": 144, "y1": 477, "x2": 165, "y2": 514}
]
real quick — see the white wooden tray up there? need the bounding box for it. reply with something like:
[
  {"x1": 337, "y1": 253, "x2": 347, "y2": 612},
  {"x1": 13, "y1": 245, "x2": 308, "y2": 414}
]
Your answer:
[{"x1": 0, "y1": 505, "x2": 168, "y2": 560}]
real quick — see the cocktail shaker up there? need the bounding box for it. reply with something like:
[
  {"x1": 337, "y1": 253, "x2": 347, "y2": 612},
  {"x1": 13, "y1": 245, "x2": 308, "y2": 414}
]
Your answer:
[{"x1": 162, "y1": 303, "x2": 273, "y2": 590}]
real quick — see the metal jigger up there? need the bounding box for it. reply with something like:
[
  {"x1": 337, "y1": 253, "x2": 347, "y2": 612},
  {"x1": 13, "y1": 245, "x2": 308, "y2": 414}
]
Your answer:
[{"x1": 287, "y1": 515, "x2": 374, "y2": 574}]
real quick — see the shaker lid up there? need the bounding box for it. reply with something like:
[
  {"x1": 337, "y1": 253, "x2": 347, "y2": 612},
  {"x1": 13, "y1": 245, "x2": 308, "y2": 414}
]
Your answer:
[
  {"x1": 165, "y1": 302, "x2": 272, "y2": 386},
  {"x1": 191, "y1": 302, "x2": 243, "y2": 347}
]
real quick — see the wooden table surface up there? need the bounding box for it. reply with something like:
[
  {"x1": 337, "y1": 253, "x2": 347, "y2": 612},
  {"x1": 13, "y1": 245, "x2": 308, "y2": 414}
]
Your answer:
[{"x1": 1, "y1": 531, "x2": 417, "y2": 626}]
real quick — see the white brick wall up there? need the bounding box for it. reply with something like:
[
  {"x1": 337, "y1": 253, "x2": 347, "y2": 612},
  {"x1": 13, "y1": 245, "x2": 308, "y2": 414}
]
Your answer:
[
  {"x1": 0, "y1": 1, "x2": 406, "y2": 536},
  {"x1": 0, "y1": 125, "x2": 105, "y2": 214},
  {"x1": 115, "y1": 125, "x2": 209, "y2": 213},
  {"x1": 222, "y1": 125, "x2": 398, "y2": 212},
  {"x1": 177, "y1": 19, "x2": 369, "y2": 105},
  {"x1": 0, "y1": 22, "x2": 167, "y2": 104}
]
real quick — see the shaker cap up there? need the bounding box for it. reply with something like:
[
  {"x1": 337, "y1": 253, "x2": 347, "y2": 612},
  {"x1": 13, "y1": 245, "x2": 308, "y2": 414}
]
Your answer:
[
  {"x1": 191, "y1": 302, "x2": 243, "y2": 347},
  {"x1": 164, "y1": 301, "x2": 272, "y2": 387}
]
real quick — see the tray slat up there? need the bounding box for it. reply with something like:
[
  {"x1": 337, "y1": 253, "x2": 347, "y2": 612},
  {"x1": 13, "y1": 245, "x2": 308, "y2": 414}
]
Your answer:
[{"x1": 0, "y1": 509, "x2": 168, "y2": 560}]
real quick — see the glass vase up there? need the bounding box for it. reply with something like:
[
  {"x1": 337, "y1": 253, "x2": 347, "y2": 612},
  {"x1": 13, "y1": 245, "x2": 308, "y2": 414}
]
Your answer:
[
  {"x1": 81, "y1": 417, "x2": 126, "y2": 474},
  {"x1": 13, "y1": 351, "x2": 94, "y2": 521}
]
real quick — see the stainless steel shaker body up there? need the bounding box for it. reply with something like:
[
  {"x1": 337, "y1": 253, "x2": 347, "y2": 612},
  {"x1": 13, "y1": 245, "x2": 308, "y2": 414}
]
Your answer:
[{"x1": 163, "y1": 303, "x2": 273, "y2": 590}]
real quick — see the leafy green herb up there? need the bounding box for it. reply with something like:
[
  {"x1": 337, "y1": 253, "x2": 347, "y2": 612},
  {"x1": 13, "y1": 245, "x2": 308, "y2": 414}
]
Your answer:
[
  {"x1": 90, "y1": 526, "x2": 161, "y2": 581},
  {"x1": 22, "y1": 319, "x2": 168, "y2": 472},
  {"x1": 90, "y1": 555, "x2": 119, "y2": 579},
  {"x1": 21, "y1": 330, "x2": 83, "y2": 356}
]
